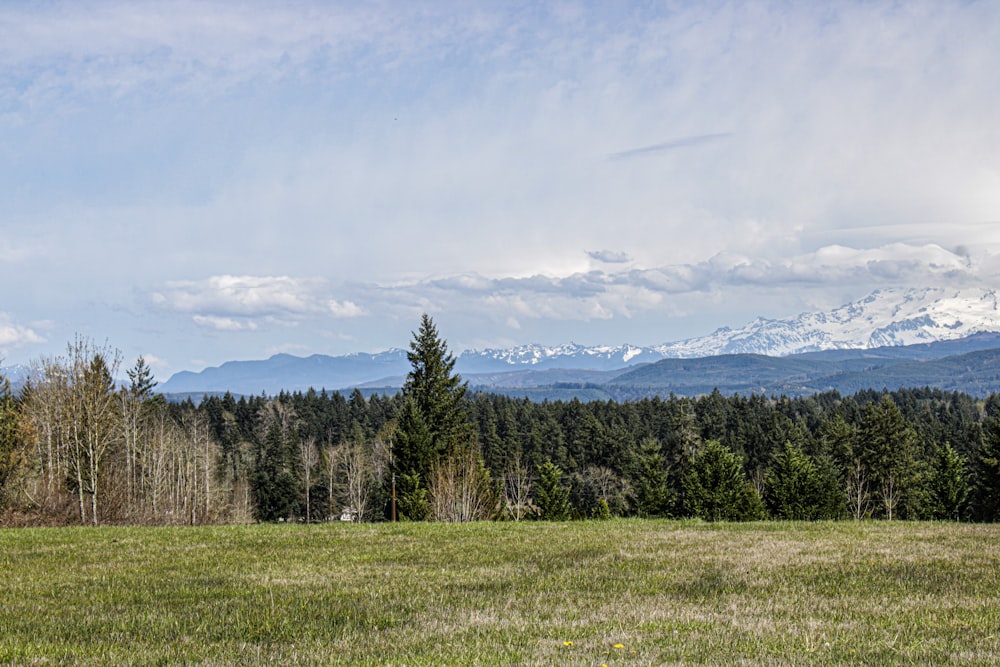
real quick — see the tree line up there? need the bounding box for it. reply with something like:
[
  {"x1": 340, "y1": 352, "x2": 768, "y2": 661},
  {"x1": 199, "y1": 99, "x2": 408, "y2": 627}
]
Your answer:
[{"x1": 2, "y1": 318, "x2": 1000, "y2": 526}]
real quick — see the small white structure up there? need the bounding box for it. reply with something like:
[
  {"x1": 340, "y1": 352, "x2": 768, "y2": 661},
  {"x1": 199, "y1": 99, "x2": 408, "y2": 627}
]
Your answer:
[{"x1": 339, "y1": 507, "x2": 358, "y2": 522}]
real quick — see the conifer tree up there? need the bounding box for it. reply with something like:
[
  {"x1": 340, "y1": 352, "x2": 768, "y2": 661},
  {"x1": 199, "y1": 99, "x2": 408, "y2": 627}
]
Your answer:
[
  {"x1": 251, "y1": 404, "x2": 302, "y2": 521},
  {"x1": 0, "y1": 370, "x2": 23, "y2": 510},
  {"x1": 683, "y1": 440, "x2": 764, "y2": 521},
  {"x1": 633, "y1": 437, "x2": 674, "y2": 517},
  {"x1": 857, "y1": 397, "x2": 921, "y2": 520},
  {"x1": 393, "y1": 314, "x2": 474, "y2": 519},
  {"x1": 765, "y1": 441, "x2": 825, "y2": 520},
  {"x1": 535, "y1": 460, "x2": 572, "y2": 520},
  {"x1": 971, "y1": 416, "x2": 1000, "y2": 522},
  {"x1": 929, "y1": 442, "x2": 968, "y2": 521},
  {"x1": 401, "y1": 314, "x2": 469, "y2": 452}
]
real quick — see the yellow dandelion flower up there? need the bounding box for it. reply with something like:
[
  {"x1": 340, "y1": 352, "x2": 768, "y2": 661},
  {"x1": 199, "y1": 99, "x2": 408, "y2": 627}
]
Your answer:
[
  {"x1": 562, "y1": 641, "x2": 573, "y2": 647},
  {"x1": 613, "y1": 643, "x2": 625, "y2": 649}
]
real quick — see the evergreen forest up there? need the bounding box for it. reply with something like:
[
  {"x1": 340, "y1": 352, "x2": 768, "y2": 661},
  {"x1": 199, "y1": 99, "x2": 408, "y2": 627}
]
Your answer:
[{"x1": 3, "y1": 319, "x2": 1000, "y2": 526}]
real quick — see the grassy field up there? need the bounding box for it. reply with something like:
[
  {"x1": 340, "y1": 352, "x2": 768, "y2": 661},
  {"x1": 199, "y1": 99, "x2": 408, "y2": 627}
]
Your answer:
[{"x1": 1, "y1": 520, "x2": 998, "y2": 666}]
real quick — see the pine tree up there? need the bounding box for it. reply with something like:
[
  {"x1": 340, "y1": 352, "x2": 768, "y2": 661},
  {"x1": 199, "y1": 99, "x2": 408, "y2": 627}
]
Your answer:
[
  {"x1": 126, "y1": 356, "x2": 158, "y2": 400},
  {"x1": 929, "y1": 442, "x2": 968, "y2": 521},
  {"x1": 401, "y1": 313, "x2": 469, "y2": 459},
  {"x1": 857, "y1": 397, "x2": 921, "y2": 520},
  {"x1": 633, "y1": 437, "x2": 674, "y2": 517},
  {"x1": 251, "y1": 404, "x2": 303, "y2": 521},
  {"x1": 971, "y1": 416, "x2": 1000, "y2": 522},
  {"x1": 394, "y1": 315, "x2": 473, "y2": 519},
  {"x1": 682, "y1": 440, "x2": 764, "y2": 521},
  {"x1": 535, "y1": 460, "x2": 572, "y2": 520},
  {"x1": 765, "y1": 441, "x2": 824, "y2": 520}
]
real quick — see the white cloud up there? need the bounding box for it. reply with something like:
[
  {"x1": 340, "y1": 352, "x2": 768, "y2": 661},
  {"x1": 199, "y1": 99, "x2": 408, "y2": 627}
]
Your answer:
[
  {"x1": 327, "y1": 300, "x2": 365, "y2": 318},
  {"x1": 330, "y1": 242, "x2": 977, "y2": 327},
  {"x1": 191, "y1": 315, "x2": 258, "y2": 332},
  {"x1": 4, "y1": 1, "x2": 1000, "y2": 365},
  {"x1": 0, "y1": 314, "x2": 46, "y2": 349},
  {"x1": 153, "y1": 275, "x2": 322, "y2": 317},
  {"x1": 137, "y1": 353, "x2": 170, "y2": 372}
]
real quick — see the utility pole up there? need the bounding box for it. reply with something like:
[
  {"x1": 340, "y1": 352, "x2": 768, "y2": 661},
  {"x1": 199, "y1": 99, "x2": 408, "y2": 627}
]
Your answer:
[{"x1": 391, "y1": 472, "x2": 397, "y2": 522}]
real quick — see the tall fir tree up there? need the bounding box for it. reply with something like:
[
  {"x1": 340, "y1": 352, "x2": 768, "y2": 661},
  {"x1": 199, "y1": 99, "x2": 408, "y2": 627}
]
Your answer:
[
  {"x1": 393, "y1": 314, "x2": 473, "y2": 518},
  {"x1": 929, "y1": 442, "x2": 968, "y2": 521},
  {"x1": 632, "y1": 437, "x2": 674, "y2": 517},
  {"x1": 857, "y1": 397, "x2": 922, "y2": 520},
  {"x1": 971, "y1": 416, "x2": 1000, "y2": 522},
  {"x1": 251, "y1": 406, "x2": 303, "y2": 521}
]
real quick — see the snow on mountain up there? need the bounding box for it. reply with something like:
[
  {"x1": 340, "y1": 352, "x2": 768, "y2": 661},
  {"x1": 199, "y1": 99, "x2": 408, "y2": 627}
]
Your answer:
[
  {"x1": 0, "y1": 363, "x2": 30, "y2": 389},
  {"x1": 456, "y1": 343, "x2": 662, "y2": 372},
  {"x1": 154, "y1": 287, "x2": 1000, "y2": 395},
  {"x1": 655, "y1": 287, "x2": 1000, "y2": 358}
]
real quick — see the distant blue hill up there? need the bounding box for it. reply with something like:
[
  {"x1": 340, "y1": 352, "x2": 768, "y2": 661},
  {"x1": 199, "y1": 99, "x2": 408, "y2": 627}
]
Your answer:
[
  {"x1": 160, "y1": 350, "x2": 411, "y2": 395},
  {"x1": 154, "y1": 332, "x2": 1000, "y2": 400}
]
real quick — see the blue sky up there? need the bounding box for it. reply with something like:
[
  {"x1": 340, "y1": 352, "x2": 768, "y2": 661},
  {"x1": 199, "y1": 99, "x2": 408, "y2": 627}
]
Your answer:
[{"x1": 2, "y1": 1, "x2": 999, "y2": 377}]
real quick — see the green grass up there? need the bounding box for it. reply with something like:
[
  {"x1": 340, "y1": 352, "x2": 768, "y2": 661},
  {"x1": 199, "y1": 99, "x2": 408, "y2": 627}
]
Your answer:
[{"x1": 1, "y1": 520, "x2": 998, "y2": 665}]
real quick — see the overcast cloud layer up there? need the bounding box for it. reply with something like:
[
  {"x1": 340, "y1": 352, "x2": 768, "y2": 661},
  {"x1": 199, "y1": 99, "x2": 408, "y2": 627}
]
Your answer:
[{"x1": 2, "y1": 1, "x2": 999, "y2": 374}]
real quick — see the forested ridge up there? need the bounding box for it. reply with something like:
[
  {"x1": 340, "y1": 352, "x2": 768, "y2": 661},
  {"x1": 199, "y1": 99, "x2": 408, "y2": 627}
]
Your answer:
[{"x1": 3, "y1": 321, "x2": 1000, "y2": 526}]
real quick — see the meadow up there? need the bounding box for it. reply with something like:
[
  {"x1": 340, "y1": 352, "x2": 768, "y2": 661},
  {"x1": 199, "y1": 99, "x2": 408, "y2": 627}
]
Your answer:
[{"x1": 1, "y1": 520, "x2": 998, "y2": 666}]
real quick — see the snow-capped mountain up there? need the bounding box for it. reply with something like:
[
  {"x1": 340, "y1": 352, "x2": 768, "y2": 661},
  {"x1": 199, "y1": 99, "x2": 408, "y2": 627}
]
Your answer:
[
  {"x1": 463, "y1": 288, "x2": 1000, "y2": 367},
  {"x1": 153, "y1": 287, "x2": 1000, "y2": 396},
  {"x1": 457, "y1": 343, "x2": 663, "y2": 372},
  {"x1": 656, "y1": 287, "x2": 1000, "y2": 358},
  {"x1": 0, "y1": 364, "x2": 30, "y2": 390}
]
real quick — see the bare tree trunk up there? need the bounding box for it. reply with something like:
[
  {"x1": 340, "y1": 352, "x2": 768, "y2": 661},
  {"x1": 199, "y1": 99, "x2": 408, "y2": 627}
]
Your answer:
[
  {"x1": 503, "y1": 454, "x2": 533, "y2": 521},
  {"x1": 300, "y1": 438, "x2": 318, "y2": 522}
]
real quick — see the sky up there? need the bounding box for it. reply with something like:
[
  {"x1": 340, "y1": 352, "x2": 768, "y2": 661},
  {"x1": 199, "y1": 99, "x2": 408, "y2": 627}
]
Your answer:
[{"x1": 2, "y1": 1, "x2": 1000, "y2": 377}]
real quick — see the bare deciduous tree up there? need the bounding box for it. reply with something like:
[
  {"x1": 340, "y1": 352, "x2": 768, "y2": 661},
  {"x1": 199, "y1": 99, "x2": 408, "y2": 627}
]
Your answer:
[
  {"x1": 428, "y1": 445, "x2": 495, "y2": 522},
  {"x1": 502, "y1": 452, "x2": 534, "y2": 521},
  {"x1": 300, "y1": 438, "x2": 318, "y2": 522},
  {"x1": 332, "y1": 439, "x2": 379, "y2": 522}
]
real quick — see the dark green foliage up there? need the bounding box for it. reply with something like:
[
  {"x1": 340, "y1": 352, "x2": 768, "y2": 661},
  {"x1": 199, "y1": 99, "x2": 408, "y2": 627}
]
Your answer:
[
  {"x1": 632, "y1": 437, "x2": 674, "y2": 517},
  {"x1": 397, "y1": 472, "x2": 430, "y2": 521},
  {"x1": 13, "y1": 329, "x2": 1000, "y2": 525},
  {"x1": 127, "y1": 356, "x2": 158, "y2": 400},
  {"x1": 400, "y1": 314, "x2": 470, "y2": 459},
  {"x1": 928, "y1": 442, "x2": 969, "y2": 520},
  {"x1": 535, "y1": 460, "x2": 572, "y2": 521},
  {"x1": 219, "y1": 386, "x2": 1000, "y2": 523},
  {"x1": 765, "y1": 441, "x2": 832, "y2": 520},
  {"x1": 394, "y1": 315, "x2": 473, "y2": 515},
  {"x1": 393, "y1": 396, "x2": 434, "y2": 481},
  {"x1": 811, "y1": 453, "x2": 848, "y2": 520},
  {"x1": 971, "y1": 417, "x2": 1000, "y2": 521},
  {"x1": 858, "y1": 397, "x2": 921, "y2": 520},
  {"x1": 0, "y1": 372, "x2": 22, "y2": 508},
  {"x1": 683, "y1": 440, "x2": 764, "y2": 521},
  {"x1": 251, "y1": 414, "x2": 302, "y2": 521}
]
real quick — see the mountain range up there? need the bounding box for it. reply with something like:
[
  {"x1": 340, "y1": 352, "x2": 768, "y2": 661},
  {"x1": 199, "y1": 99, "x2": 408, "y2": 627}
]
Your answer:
[{"x1": 150, "y1": 287, "x2": 1000, "y2": 399}]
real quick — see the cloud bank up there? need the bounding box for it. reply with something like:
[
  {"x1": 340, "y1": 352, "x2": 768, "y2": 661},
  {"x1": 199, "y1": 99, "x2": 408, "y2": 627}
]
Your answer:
[
  {"x1": 149, "y1": 243, "x2": 978, "y2": 339},
  {"x1": 1, "y1": 1, "x2": 998, "y2": 369}
]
